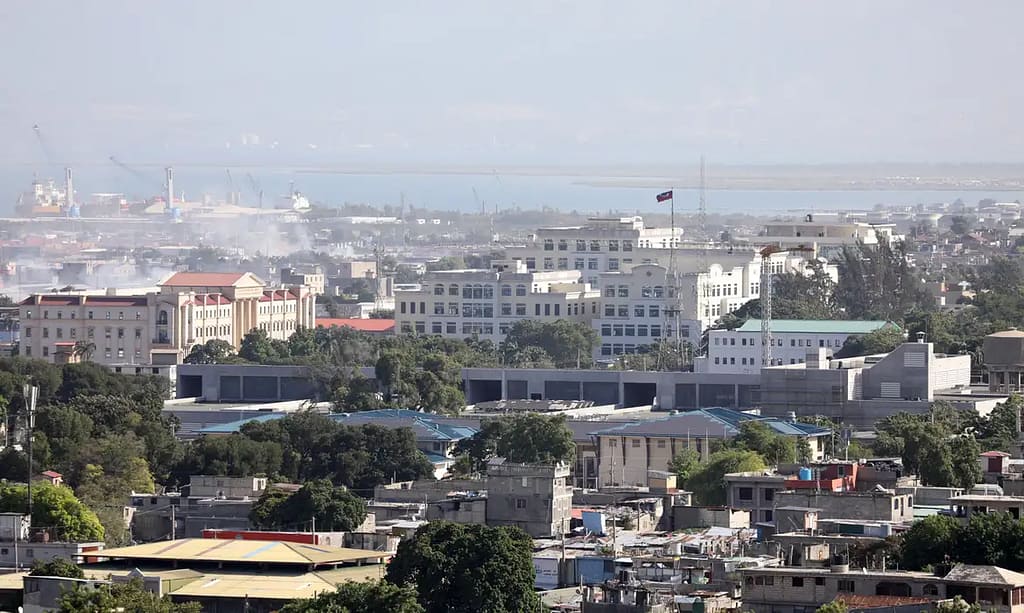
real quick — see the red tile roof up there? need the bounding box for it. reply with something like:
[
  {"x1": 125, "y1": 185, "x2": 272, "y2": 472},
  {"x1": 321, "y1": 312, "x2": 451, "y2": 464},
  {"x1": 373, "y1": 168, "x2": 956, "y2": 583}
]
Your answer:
[
  {"x1": 160, "y1": 272, "x2": 250, "y2": 287},
  {"x1": 186, "y1": 294, "x2": 233, "y2": 305},
  {"x1": 835, "y1": 594, "x2": 933, "y2": 609},
  {"x1": 41, "y1": 471, "x2": 62, "y2": 478},
  {"x1": 259, "y1": 289, "x2": 300, "y2": 302},
  {"x1": 20, "y1": 295, "x2": 149, "y2": 307},
  {"x1": 316, "y1": 318, "x2": 395, "y2": 333}
]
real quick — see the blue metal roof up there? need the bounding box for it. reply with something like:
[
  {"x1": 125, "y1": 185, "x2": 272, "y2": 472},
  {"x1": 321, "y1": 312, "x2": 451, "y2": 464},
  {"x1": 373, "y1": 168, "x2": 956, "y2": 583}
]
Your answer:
[
  {"x1": 197, "y1": 408, "x2": 479, "y2": 442},
  {"x1": 587, "y1": 407, "x2": 831, "y2": 439}
]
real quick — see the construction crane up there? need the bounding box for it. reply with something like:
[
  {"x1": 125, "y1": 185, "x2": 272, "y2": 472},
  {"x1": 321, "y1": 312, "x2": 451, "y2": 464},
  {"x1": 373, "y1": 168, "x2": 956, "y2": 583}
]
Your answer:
[
  {"x1": 245, "y1": 173, "x2": 264, "y2": 209},
  {"x1": 109, "y1": 156, "x2": 164, "y2": 193},
  {"x1": 759, "y1": 244, "x2": 815, "y2": 366}
]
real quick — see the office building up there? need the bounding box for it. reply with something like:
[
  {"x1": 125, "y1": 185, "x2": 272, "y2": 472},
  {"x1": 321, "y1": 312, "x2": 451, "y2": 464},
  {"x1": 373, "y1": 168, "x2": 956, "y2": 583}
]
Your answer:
[
  {"x1": 700, "y1": 320, "x2": 897, "y2": 373},
  {"x1": 19, "y1": 272, "x2": 316, "y2": 364},
  {"x1": 394, "y1": 260, "x2": 599, "y2": 342}
]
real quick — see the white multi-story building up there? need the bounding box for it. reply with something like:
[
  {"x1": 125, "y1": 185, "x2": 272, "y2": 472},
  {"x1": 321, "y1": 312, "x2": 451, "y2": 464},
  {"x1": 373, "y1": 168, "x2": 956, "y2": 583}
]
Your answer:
[
  {"x1": 697, "y1": 319, "x2": 897, "y2": 373},
  {"x1": 19, "y1": 272, "x2": 316, "y2": 365},
  {"x1": 393, "y1": 261, "x2": 600, "y2": 343},
  {"x1": 759, "y1": 216, "x2": 903, "y2": 260},
  {"x1": 592, "y1": 251, "x2": 835, "y2": 359}
]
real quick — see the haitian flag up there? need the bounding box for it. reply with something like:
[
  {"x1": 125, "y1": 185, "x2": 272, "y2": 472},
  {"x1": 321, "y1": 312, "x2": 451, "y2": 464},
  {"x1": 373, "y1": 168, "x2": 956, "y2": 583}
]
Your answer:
[{"x1": 656, "y1": 190, "x2": 673, "y2": 203}]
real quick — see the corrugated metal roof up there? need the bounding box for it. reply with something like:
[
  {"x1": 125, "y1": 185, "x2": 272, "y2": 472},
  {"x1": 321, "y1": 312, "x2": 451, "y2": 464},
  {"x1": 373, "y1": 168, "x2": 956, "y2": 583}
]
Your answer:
[
  {"x1": 735, "y1": 319, "x2": 895, "y2": 334},
  {"x1": 99, "y1": 538, "x2": 381, "y2": 566},
  {"x1": 169, "y1": 566, "x2": 384, "y2": 600}
]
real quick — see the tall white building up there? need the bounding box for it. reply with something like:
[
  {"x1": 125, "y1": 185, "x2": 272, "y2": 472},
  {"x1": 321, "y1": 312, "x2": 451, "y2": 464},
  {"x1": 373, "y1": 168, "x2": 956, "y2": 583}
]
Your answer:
[
  {"x1": 592, "y1": 251, "x2": 834, "y2": 359},
  {"x1": 697, "y1": 319, "x2": 898, "y2": 374},
  {"x1": 19, "y1": 272, "x2": 316, "y2": 365},
  {"x1": 393, "y1": 261, "x2": 600, "y2": 343},
  {"x1": 758, "y1": 216, "x2": 903, "y2": 260}
]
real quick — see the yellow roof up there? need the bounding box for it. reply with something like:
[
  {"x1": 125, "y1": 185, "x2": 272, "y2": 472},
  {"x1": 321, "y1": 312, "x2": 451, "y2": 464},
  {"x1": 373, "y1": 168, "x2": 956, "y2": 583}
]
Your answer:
[
  {"x1": 99, "y1": 538, "x2": 383, "y2": 566},
  {"x1": 169, "y1": 566, "x2": 385, "y2": 600}
]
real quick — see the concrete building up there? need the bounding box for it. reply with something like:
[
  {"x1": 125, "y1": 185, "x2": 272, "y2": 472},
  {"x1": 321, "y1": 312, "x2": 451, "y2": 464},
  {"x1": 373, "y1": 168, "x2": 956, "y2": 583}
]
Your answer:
[
  {"x1": 725, "y1": 472, "x2": 790, "y2": 525},
  {"x1": 19, "y1": 271, "x2": 316, "y2": 364},
  {"x1": 0, "y1": 512, "x2": 105, "y2": 569},
  {"x1": 394, "y1": 261, "x2": 600, "y2": 342},
  {"x1": 700, "y1": 320, "x2": 896, "y2": 373},
  {"x1": 774, "y1": 489, "x2": 914, "y2": 523},
  {"x1": 591, "y1": 409, "x2": 830, "y2": 488},
  {"x1": 758, "y1": 342, "x2": 988, "y2": 427},
  {"x1": 280, "y1": 267, "x2": 325, "y2": 295},
  {"x1": 759, "y1": 217, "x2": 903, "y2": 260},
  {"x1": 984, "y1": 330, "x2": 1024, "y2": 393},
  {"x1": 949, "y1": 494, "x2": 1024, "y2": 521},
  {"x1": 463, "y1": 366, "x2": 761, "y2": 410},
  {"x1": 485, "y1": 459, "x2": 573, "y2": 537},
  {"x1": 740, "y1": 563, "x2": 1024, "y2": 613}
]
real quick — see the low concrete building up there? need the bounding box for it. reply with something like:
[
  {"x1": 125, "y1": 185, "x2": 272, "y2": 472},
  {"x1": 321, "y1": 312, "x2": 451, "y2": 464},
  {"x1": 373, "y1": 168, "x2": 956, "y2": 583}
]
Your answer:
[
  {"x1": 741, "y1": 563, "x2": 1024, "y2": 613},
  {"x1": 725, "y1": 472, "x2": 790, "y2": 525},
  {"x1": 485, "y1": 459, "x2": 573, "y2": 538},
  {"x1": 949, "y1": 494, "x2": 1024, "y2": 521},
  {"x1": 774, "y1": 489, "x2": 914, "y2": 523}
]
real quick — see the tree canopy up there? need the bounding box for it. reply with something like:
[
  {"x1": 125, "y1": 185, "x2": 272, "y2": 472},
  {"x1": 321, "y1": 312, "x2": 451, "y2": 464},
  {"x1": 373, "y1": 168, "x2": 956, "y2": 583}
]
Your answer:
[
  {"x1": 454, "y1": 413, "x2": 575, "y2": 473},
  {"x1": 250, "y1": 479, "x2": 366, "y2": 532},
  {"x1": 386, "y1": 521, "x2": 544, "y2": 613},
  {"x1": 281, "y1": 580, "x2": 424, "y2": 613},
  {"x1": 57, "y1": 578, "x2": 201, "y2": 613},
  {"x1": 0, "y1": 483, "x2": 104, "y2": 542}
]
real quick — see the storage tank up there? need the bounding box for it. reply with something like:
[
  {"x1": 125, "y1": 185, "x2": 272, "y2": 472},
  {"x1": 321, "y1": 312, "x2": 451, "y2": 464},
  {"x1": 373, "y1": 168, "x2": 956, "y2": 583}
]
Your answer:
[{"x1": 799, "y1": 467, "x2": 813, "y2": 481}]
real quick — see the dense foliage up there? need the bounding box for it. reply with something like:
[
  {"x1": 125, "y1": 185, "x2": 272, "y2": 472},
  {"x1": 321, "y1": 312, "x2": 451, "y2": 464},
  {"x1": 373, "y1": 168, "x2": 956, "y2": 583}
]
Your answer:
[
  {"x1": 176, "y1": 412, "x2": 435, "y2": 491},
  {"x1": 249, "y1": 479, "x2": 366, "y2": 531},
  {"x1": 454, "y1": 413, "x2": 576, "y2": 473},
  {"x1": 280, "y1": 580, "x2": 424, "y2": 613},
  {"x1": 898, "y1": 513, "x2": 1024, "y2": 571},
  {"x1": 57, "y1": 578, "x2": 201, "y2": 613},
  {"x1": 0, "y1": 482, "x2": 104, "y2": 542},
  {"x1": 386, "y1": 521, "x2": 545, "y2": 613},
  {"x1": 30, "y1": 558, "x2": 85, "y2": 578}
]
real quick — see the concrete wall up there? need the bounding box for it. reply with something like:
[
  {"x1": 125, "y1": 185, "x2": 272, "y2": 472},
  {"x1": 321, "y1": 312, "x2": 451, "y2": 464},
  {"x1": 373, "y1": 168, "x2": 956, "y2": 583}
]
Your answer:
[
  {"x1": 463, "y1": 367, "x2": 759, "y2": 410},
  {"x1": 673, "y1": 506, "x2": 750, "y2": 530},
  {"x1": 775, "y1": 491, "x2": 914, "y2": 522}
]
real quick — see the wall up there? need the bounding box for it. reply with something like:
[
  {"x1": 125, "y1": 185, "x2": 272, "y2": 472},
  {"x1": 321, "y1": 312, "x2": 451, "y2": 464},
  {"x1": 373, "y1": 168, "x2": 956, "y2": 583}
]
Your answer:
[
  {"x1": 373, "y1": 479, "x2": 485, "y2": 503},
  {"x1": 774, "y1": 491, "x2": 914, "y2": 522},
  {"x1": 673, "y1": 506, "x2": 750, "y2": 530}
]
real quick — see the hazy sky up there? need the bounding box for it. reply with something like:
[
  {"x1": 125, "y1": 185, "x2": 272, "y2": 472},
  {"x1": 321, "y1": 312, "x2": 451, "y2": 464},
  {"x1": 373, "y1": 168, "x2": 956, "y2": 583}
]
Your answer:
[{"x1": 3, "y1": 1, "x2": 1023, "y2": 166}]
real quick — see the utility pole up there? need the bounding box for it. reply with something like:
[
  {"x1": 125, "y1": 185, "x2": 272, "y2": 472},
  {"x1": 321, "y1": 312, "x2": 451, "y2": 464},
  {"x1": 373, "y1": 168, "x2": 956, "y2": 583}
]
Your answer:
[
  {"x1": 170, "y1": 504, "x2": 176, "y2": 540},
  {"x1": 23, "y1": 384, "x2": 38, "y2": 524}
]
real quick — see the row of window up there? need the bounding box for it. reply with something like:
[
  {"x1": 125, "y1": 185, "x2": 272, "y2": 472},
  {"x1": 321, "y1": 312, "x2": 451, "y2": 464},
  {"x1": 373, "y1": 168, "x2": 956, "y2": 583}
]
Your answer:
[
  {"x1": 406, "y1": 301, "x2": 596, "y2": 317},
  {"x1": 256, "y1": 320, "x2": 296, "y2": 332},
  {"x1": 542, "y1": 239, "x2": 635, "y2": 252},
  {"x1": 24, "y1": 345, "x2": 141, "y2": 360},
  {"x1": 600, "y1": 323, "x2": 663, "y2": 338},
  {"x1": 25, "y1": 326, "x2": 143, "y2": 340},
  {"x1": 713, "y1": 336, "x2": 847, "y2": 348},
  {"x1": 28, "y1": 310, "x2": 143, "y2": 321},
  {"x1": 603, "y1": 304, "x2": 662, "y2": 318},
  {"x1": 258, "y1": 304, "x2": 296, "y2": 314}
]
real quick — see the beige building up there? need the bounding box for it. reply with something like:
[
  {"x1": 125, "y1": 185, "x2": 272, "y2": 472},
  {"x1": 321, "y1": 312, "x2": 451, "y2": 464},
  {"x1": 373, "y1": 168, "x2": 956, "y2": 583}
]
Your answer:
[
  {"x1": 741, "y1": 563, "x2": 1024, "y2": 613},
  {"x1": 394, "y1": 261, "x2": 600, "y2": 342},
  {"x1": 19, "y1": 272, "x2": 315, "y2": 365},
  {"x1": 759, "y1": 217, "x2": 903, "y2": 260}
]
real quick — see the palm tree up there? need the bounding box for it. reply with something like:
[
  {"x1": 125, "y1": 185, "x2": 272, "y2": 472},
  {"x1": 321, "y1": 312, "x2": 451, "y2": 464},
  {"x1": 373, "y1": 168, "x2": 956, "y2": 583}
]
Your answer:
[{"x1": 72, "y1": 340, "x2": 96, "y2": 362}]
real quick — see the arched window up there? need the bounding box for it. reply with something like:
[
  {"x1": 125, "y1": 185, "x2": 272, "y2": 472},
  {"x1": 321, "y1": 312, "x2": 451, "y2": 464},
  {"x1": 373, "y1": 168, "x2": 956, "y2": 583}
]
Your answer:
[{"x1": 157, "y1": 311, "x2": 169, "y2": 325}]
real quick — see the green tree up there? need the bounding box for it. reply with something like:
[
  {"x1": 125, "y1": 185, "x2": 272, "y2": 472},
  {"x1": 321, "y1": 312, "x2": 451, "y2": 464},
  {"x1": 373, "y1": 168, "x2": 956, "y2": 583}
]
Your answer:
[
  {"x1": 815, "y1": 601, "x2": 848, "y2": 613},
  {"x1": 935, "y1": 596, "x2": 982, "y2": 613},
  {"x1": 57, "y1": 578, "x2": 201, "y2": 613},
  {"x1": 834, "y1": 326, "x2": 904, "y2": 358},
  {"x1": 0, "y1": 483, "x2": 104, "y2": 542},
  {"x1": 386, "y1": 521, "x2": 544, "y2": 613},
  {"x1": 174, "y1": 434, "x2": 283, "y2": 480},
  {"x1": 949, "y1": 215, "x2": 973, "y2": 236},
  {"x1": 456, "y1": 414, "x2": 575, "y2": 469},
  {"x1": 281, "y1": 580, "x2": 424, "y2": 613},
  {"x1": 976, "y1": 396, "x2": 1023, "y2": 452},
  {"x1": 329, "y1": 372, "x2": 384, "y2": 413},
  {"x1": 686, "y1": 449, "x2": 766, "y2": 505},
  {"x1": 30, "y1": 558, "x2": 85, "y2": 578},
  {"x1": 668, "y1": 448, "x2": 701, "y2": 484},
  {"x1": 183, "y1": 339, "x2": 236, "y2": 364},
  {"x1": 250, "y1": 479, "x2": 366, "y2": 532},
  {"x1": 898, "y1": 514, "x2": 960, "y2": 570},
  {"x1": 834, "y1": 240, "x2": 935, "y2": 320},
  {"x1": 948, "y1": 435, "x2": 983, "y2": 490},
  {"x1": 238, "y1": 328, "x2": 287, "y2": 363},
  {"x1": 501, "y1": 320, "x2": 599, "y2": 368},
  {"x1": 733, "y1": 421, "x2": 797, "y2": 464}
]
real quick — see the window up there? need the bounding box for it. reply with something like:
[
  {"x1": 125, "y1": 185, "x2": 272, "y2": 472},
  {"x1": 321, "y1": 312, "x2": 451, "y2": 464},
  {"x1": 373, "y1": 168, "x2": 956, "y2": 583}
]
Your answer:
[
  {"x1": 43, "y1": 310, "x2": 48, "y2": 319},
  {"x1": 515, "y1": 284, "x2": 527, "y2": 296},
  {"x1": 25, "y1": 327, "x2": 31, "y2": 337},
  {"x1": 87, "y1": 327, "x2": 94, "y2": 338},
  {"x1": 738, "y1": 487, "x2": 753, "y2": 501},
  {"x1": 656, "y1": 439, "x2": 666, "y2": 448},
  {"x1": 434, "y1": 284, "x2": 445, "y2": 295},
  {"x1": 764, "y1": 488, "x2": 774, "y2": 501},
  {"x1": 118, "y1": 328, "x2": 125, "y2": 339},
  {"x1": 590, "y1": 240, "x2": 601, "y2": 251},
  {"x1": 105, "y1": 311, "x2": 111, "y2": 319},
  {"x1": 42, "y1": 328, "x2": 49, "y2": 338},
  {"x1": 631, "y1": 439, "x2": 641, "y2": 448},
  {"x1": 449, "y1": 284, "x2": 459, "y2": 296},
  {"x1": 617, "y1": 305, "x2": 628, "y2": 317},
  {"x1": 558, "y1": 239, "x2": 568, "y2": 251},
  {"x1": 501, "y1": 303, "x2": 512, "y2": 316},
  {"x1": 837, "y1": 579, "x2": 855, "y2": 593},
  {"x1": 516, "y1": 304, "x2": 526, "y2": 316},
  {"x1": 608, "y1": 258, "x2": 619, "y2": 271},
  {"x1": 516, "y1": 498, "x2": 527, "y2": 509},
  {"x1": 604, "y1": 305, "x2": 616, "y2": 317},
  {"x1": 815, "y1": 577, "x2": 825, "y2": 586},
  {"x1": 543, "y1": 239, "x2": 554, "y2": 251},
  {"x1": 587, "y1": 258, "x2": 598, "y2": 270},
  {"x1": 623, "y1": 240, "x2": 633, "y2": 251},
  {"x1": 617, "y1": 286, "x2": 629, "y2": 298},
  {"x1": 501, "y1": 284, "x2": 512, "y2": 296},
  {"x1": 56, "y1": 311, "x2": 62, "y2": 319},
  {"x1": 634, "y1": 305, "x2": 645, "y2": 318},
  {"x1": 55, "y1": 328, "x2": 63, "y2": 339},
  {"x1": 649, "y1": 306, "x2": 659, "y2": 318},
  {"x1": 576, "y1": 239, "x2": 587, "y2": 251},
  {"x1": 792, "y1": 577, "x2": 804, "y2": 587},
  {"x1": 42, "y1": 347, "x2": 49, "y2": 357}
]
